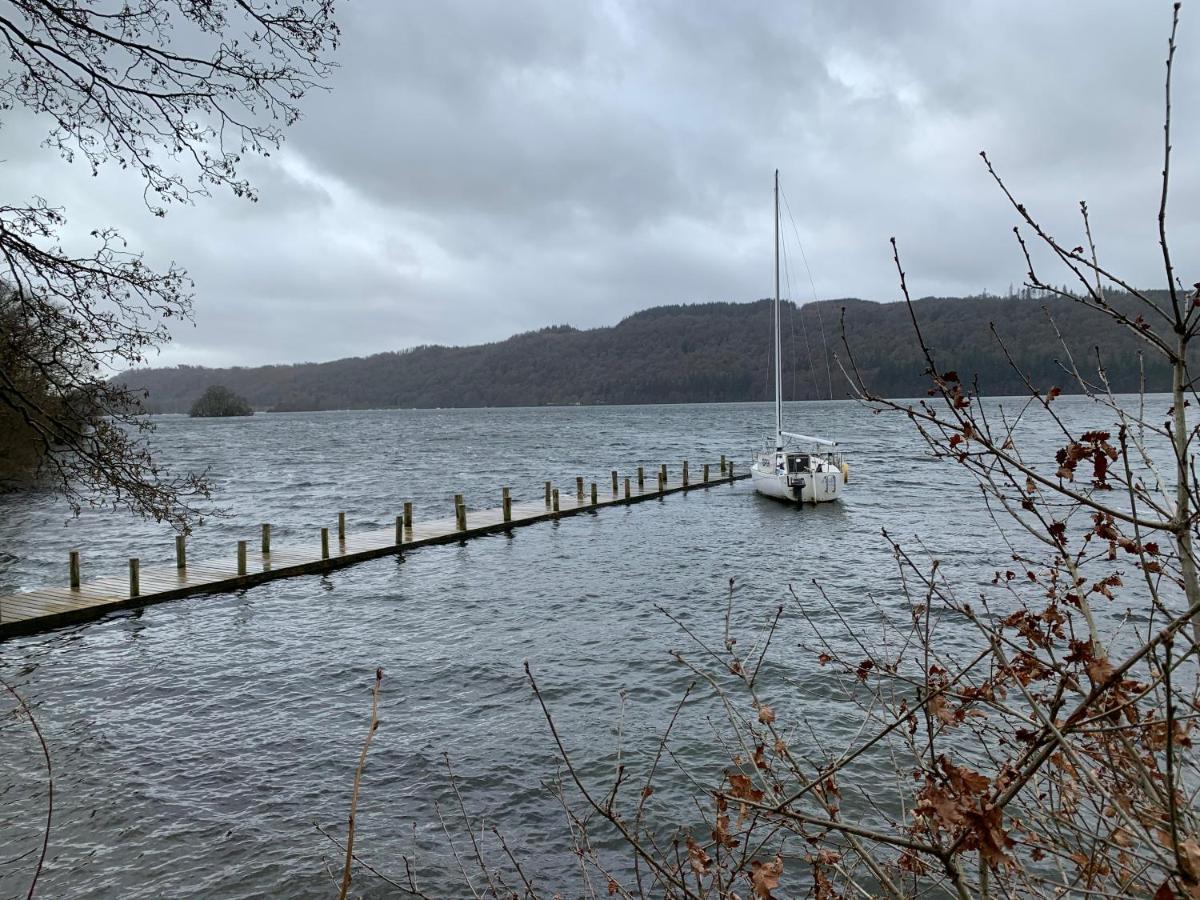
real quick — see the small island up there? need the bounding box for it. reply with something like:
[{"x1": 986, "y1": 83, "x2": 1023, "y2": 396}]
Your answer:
[{"x1": 189, "y1": 385, "x2": 254, "y2": 418}]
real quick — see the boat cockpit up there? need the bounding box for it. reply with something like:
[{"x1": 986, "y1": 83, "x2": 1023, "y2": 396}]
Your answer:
[
  {"x1": 787, "y1": 453, "x2": 810, "y2": 474},
  {"x1": 757, "y1": 450, "x2": 842, "y2": 475}
]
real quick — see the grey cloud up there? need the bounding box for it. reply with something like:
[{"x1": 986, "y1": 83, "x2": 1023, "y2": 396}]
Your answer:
[{"x1": 1, "y1": 1, "x2": 1196, "y2": 368}]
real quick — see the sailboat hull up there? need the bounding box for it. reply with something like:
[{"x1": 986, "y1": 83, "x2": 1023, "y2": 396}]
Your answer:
[{"x1": 751, "y1": 462, "x2": 842, "y2": 504}]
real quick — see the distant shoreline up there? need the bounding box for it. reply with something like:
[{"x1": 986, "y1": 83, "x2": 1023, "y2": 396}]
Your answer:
[
  {"x1": 147, "y1": 391, "x2": 1170, "y2": 418},
  {"x1": 119, "y1": 293, "x2": 1177, "y2": 414}
]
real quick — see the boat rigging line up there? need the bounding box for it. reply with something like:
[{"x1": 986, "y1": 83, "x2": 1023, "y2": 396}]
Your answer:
[
  {"x1": 779, "y1": 231, "x2": 819, "y2": 402},
  {"x1": 781, "y1": 188, "x2": 835, "y2": 401}
]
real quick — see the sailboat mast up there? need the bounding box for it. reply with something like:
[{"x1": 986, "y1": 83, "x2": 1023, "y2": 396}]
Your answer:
[{"x1": 774, "y1": 170, "x2": 783, "y2": 450}]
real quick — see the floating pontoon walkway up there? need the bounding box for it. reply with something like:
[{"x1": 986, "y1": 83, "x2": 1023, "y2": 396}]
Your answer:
[{"x1": 0, "y1": 461, "x2": 748, "y2": 639}]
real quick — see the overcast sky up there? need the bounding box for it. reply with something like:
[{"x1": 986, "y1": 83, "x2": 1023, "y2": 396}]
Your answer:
[{"x1": 5, "y1": 1, "x2": 1198, "y2": 368}]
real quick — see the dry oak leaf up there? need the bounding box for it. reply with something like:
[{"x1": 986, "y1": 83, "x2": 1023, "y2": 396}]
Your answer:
[
  {"x1": 1110, "y1": 827, "x2": 1133, "y2": 848},
  {"x1": 927, "y1": 692, "x2": 958, "y2": 726},
  {"x1": 1086, "y1": 656, "x2": 1116, "y2": 686},
  {"x1": 965, "y1": 804, "x2": 1014, "y2": 869},
  {"x1": 752, "y1": 743, "x2": 769, "y2": 771},
  {"x1": 758, "y1": 705, "x2": 776, "y2": 725},
  {"x1": 1181, "y1": 837, "x2": 1200, "y2": 886},
  {"x1": 918, "y1": 784, "x2": 966, "y2": 829},
  {"x1": 811, "y1": 859, "x2": 838, "y2": 900},
  {"x1": 750, "y1": 855, "x2": 784, "y2": 899},
  {"x1": 940, "y1": 756, "x2": 989, "y2": 795},
  {"x1": 727, "y1": 772, "x2": 765, "y2": 803},
  {"x1": 712, "y1": 810, "x2": 738, "y2": 849},
  {"x1": 687, "y1": 836, "x2": 711, "y2": 877}
]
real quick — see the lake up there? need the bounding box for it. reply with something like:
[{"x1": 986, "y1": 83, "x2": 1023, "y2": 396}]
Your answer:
[{"x1": 0, "y1": 398, "x2": 1145, "y2": 897}]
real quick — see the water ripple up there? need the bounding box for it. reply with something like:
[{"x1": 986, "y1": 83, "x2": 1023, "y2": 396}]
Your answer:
[{"x1": 0, "y1": 397, "x2": 1141, "y2": 896}]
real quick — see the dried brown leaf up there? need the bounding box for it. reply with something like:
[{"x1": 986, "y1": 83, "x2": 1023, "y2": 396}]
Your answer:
[{"x1": 751, "y1": 855, "x2": 783, "y2": 899}]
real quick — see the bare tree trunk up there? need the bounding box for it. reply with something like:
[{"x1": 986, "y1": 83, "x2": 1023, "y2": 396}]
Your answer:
[{"x1": 1171, "y1": 331, "x2": 1200, "y2": 645}]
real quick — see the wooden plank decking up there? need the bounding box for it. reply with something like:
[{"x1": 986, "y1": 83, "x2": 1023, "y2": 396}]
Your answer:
[{"x1": 0, "y1": 464, "x2": 748, "y2": 640}]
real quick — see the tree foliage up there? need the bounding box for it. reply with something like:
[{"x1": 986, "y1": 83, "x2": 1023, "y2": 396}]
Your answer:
[
  {"x1": 119, "y1": 291, "x2": 1172, "y2": 413},
  {"x1": 0, "y1": 0, "x2": 339, "y2": 529},
  {"x1": 0, "y1": 292, "x2": 72, "y2": 489},
  {"x1": 188, "y1": 384, "x2": 252, "y2": 418}
]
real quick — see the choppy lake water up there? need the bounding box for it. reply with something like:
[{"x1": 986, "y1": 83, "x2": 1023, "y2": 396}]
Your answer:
[{"x1": 0, "y1": 398, "x2": 1152, "y2": 897}]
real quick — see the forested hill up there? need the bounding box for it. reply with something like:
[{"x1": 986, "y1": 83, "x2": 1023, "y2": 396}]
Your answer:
[{"x1": 119, "y1": 293, "x2": 1167, "y2": 412}]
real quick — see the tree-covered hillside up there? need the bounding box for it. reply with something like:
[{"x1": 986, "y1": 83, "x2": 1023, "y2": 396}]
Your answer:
[{"x1": 118, "y1": 293, "x2": 1169, "y2": 412}]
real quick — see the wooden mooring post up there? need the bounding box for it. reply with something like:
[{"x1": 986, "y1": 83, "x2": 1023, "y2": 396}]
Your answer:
[
  {"x1": 455, "y1": 494, "x2": 467, "y2": 531},
  {"x1": 502, "y1": 487, "x2": 512, "y2": 523},
  {"x1": 69, "y1": 551, "x2": 80, "y2": 590},
  {"x1": 338, "y1": 511, "x2": 346, "y2": 542},
  {"x1": 261, "y1": 524, "x2": 271, "y2": 555},
  {"x1": 611, "y1": 470, "x2": 618, "y2": 494},
  {"x1": 552, "y1": 488, "x2": 560, "y2": 512},
  {"x1": 590, "y1": 482, "x2": 598, "y2": 505},
  {"x1": 237, "y1": 540, "x2": 247, "y2": 576},
  {"x1": 721, "y1": 454, "x2": 727, "y2": 474},
  {"x1": 395, "y1": 516, "x2": 403, "y2": 545},
  {"x1": 403, "y1": 501, "x2": 413, "y2": 530},
  {"x1": 624, "y1": 477, "x2": 631, "y2": 499},
  {"x1": 128, "y1": 558, "x2": 140, "y2": 598},
  {"x1": 682, "y1": 460, "x2": 689, "y2": 486},
  {"x1": 544, "y1": 480, "x2": 552, "y2": 505},
  {"x1": 637, "y1": 466, "x2": 645, "y2": 489},
  {"x1": 321, "y1": 528, "x2": 330, "y2": 560},
  {"x1": 703, "y1": 463, "x2": 710, "y2": 483},
  {"x1": 660, "y1": 463, "x2": 668, "y2": 486},
  {"x1": 175, "y1": 535, "x2": 186, "y2": 570},
  {"x1": 576, "y1": 476, "x2": 584, "y2": 501}
]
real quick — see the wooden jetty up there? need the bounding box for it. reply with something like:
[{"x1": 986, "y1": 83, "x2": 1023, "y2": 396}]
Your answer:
[{"x1": 0, "y1": 460, "x2": 748, "y2": 640}]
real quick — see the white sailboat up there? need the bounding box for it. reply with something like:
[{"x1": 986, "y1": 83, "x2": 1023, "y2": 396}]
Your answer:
[{"x1": 750, "y1": 171, "x2": 847, "y2": 505}]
